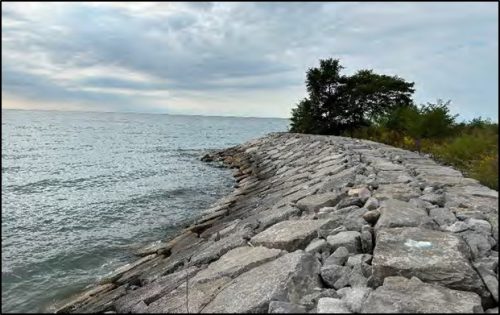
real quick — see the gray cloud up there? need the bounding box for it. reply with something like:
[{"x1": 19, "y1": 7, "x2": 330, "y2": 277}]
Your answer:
[{"x1": 1, "y1": 2, "x2": 498, "y2": 119}]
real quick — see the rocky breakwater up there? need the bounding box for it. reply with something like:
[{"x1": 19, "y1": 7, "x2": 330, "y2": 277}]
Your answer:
[{"x1": 54, "y1": 132, "x2": 498, "y2": 313}]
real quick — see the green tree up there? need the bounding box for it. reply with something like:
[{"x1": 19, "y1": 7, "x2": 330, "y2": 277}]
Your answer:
[{"x1": 290, "y1": 58, "x2": 415, "y2": 134}]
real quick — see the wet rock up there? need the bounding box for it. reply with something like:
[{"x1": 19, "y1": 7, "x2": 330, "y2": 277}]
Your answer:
[
  {"x1": 55, "y1": 284, "x2": 116, "y2": 313},
  {"x1": 372, "y1": 227, "x2": 488, "y2": 297},
  {"x1": 134, "y1": 241, "x2": 172, "y2": 257},
  {"x1": 202, "y1": 251, "x2": 321, "y2": 313},
  {"x1": 317, "y1": 297, "x2": 350, "y2": 313},
  {"x1": 327, "y1": 231, "x2": 362, "y2": 253},
  {"x1": 74, "y1": 285, "x2": 128, "y2": 313},
  {"x1": 361, "y1": 276, "x2": 483, "y2": 313},
  {"x1": 250, "y1": 219, "x2": 333, "y2": 251},
  {"x1": 268, "y1": 301, "x2": 307, "y2": 313}
]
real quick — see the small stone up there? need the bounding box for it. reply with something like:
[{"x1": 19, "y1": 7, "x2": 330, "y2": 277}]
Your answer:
[
  {"x1": 346, "y1": 254, "x2": 372, "y2": 267},
  {"x1": 364, "y1": 197, "x2": 379, "y2": 210},
  {"x1": 362, "y1": 210, "x2": 380, "y2": 225},
  {"x1": 420, "y1": 193, "x2": 445, "y2": 207}
]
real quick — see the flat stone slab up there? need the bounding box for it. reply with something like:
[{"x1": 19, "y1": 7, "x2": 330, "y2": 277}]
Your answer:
[
  {"x1": 375, "y1": 199, "x2": 435, "y2": 230},
  {"x1": 296, "y1": 192, "x2": 343, "y2": 213},
  {"x1": 202, "y1": 250, "x2": 321, "y2": 313},
  {"x1": 373, "y1": 184, "x2": 421, "y2": 202},
  {"x1": 250, "y1": 219, "x2": 334, "y2": 251},
  {"x1": 372, "y1": 227, "x2": 487, "y2": 296},
  {"x1": 361, "y1": 276, "x2": 483, "y2": 313},
  {"x1": 145, "y1": 276, "x2": 231, "y2": 313},
  {"x1": 191, "y1": 246, "x2": 283, "y2": 284}
]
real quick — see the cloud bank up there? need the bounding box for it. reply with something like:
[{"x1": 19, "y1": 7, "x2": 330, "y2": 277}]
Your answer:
[{"x1": 2, "y1": 2, "x2": 498, "y2": 120}]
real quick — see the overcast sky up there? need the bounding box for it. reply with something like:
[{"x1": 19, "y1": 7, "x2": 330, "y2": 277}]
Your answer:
[{"x1": 2, "y1": 2, "x2": 498, "y2": 120}]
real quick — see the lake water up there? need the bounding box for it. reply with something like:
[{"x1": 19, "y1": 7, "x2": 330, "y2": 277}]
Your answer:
[{"x1": 1, "y1": 109, "x2": 289, "y2": 313}]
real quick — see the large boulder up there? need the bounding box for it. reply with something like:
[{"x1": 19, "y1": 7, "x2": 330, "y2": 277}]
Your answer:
[
  {"x1": 361, "y1": 276, "x2": 483, "y2": 313},
  {"x1": 191, "y1": 246, "x2": 283, "y2": 284},
  {"x1": 250, "y1": 219, "x2": 334, "y2": 251},
  {"x1": 202, "y1": 250, "x2": 321, "y2": 313},
  {"x1": 372, "y1": 227, "x2": 488, "y2": 297},
  {"x1": 374, "y1": 199, "x2": 436, "y2": 231}
]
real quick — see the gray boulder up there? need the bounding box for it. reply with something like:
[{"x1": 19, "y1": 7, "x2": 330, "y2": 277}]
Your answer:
[
  {"x1": 429, "y1": 207, "x2": 457, "y2": 227},
  {"x1": 202, "y1": 250, "x2": 321, "y2": 313},
  {"x1": 374, "y1": 199, "x2": 436, "y2": 231},
  {"x1": 362, "y1": 209, "x2": 380, "y2": 225},
  {"x1": 360, "y1": 276, "x2": 483, "y2": 313},
  {"x1": 327, "y1": 231, "x2": 362, "y2": 253},
  {"x1": 336, "y1": 287, "x2": 372, "y2": 313},
  {"x1": 372, "y1": 227, "x2": 489, "y2": 297},
  {"x1": 363, "y1": 197, "x2": 379, "y2": 210},
  {"x1": 250, "y1": 219, "x2": 333, "y2": 251},
  {"x1": 320, "y1": 264, "x2": 350, "y2": 288},
  {"x1": 324, "y1": 247, "x2": 350, "y2": 266},
  {"x1": 191, "y1": 246, "x2": 282, "y2": 284}
]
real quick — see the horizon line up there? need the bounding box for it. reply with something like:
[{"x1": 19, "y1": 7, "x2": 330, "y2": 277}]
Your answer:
[{"x1": 1, "y1": 107, "x2": 291, "y2": 120}]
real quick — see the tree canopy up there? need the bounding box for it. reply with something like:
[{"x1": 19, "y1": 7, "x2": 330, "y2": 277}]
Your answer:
[{"x1": 290, "y1": 58, "x2": 415, "y2": 135}]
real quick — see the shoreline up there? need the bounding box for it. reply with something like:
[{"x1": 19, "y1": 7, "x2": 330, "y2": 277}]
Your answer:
[{"x1": 53, "y1": 132, "x2": 498, "y2": 313}]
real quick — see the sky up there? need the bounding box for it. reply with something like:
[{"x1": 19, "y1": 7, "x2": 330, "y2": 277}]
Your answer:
[{"x1": 1, "y1": 2, "x2": 498, "y2": 120}]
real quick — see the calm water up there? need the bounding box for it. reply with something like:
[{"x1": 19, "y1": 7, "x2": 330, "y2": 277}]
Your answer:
[{"x1": 1, "y1": 109, "x2": 289, "y2": 313}]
